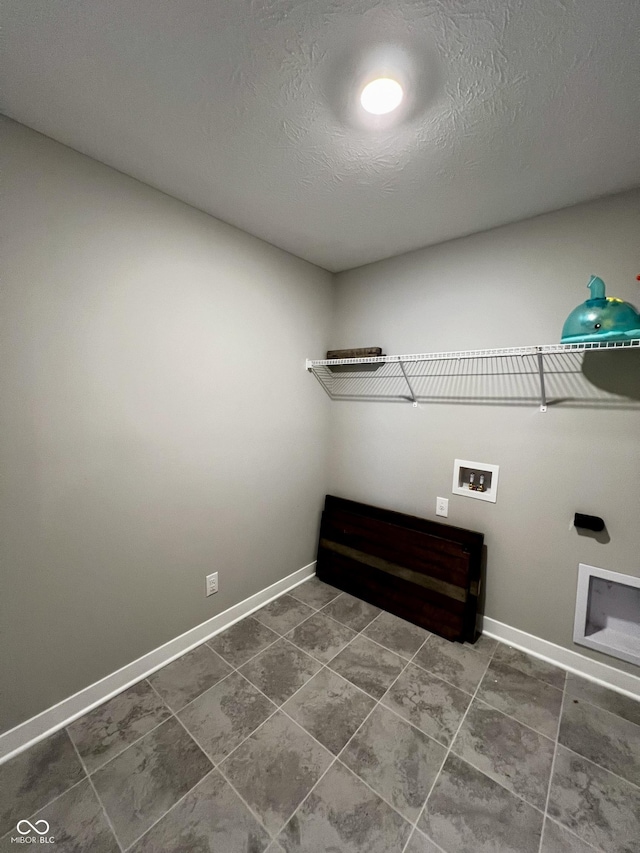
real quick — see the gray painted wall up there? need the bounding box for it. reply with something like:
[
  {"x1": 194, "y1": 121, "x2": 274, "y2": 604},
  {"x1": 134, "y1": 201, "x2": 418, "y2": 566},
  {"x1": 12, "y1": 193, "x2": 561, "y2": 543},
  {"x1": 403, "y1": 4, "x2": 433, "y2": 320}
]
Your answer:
[
  {"x1": 0, "y1": 117, "x2": 333, "y2": 733},
  {"x1": 330, "y1": 190, "x2": 640, "y2": 675},
  {"x1": 2, "y1": 114, "x2": 639, "y2": 735}
]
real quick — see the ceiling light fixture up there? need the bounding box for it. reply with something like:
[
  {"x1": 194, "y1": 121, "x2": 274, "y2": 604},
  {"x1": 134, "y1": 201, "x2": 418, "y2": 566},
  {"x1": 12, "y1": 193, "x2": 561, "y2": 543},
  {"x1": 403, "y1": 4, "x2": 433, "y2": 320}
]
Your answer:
[{"x1": 360, "y1": 77, "x2": 403, "y2": 115}]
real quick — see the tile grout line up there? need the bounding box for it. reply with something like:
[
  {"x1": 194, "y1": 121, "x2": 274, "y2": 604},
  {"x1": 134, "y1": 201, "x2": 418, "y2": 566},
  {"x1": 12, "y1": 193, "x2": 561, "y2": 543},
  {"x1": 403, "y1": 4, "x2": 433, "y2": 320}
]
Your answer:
[
  {"x1": 537, "y1": 682, "x2": 566, "y2": 853},
  {"x1": 563, "y1": 686, "x2": 640, "y2": 730},
  {"x1": 556, "y1": 663, "x2": 640, "y2": 793},
  {"x1": 345, "y1": 627, "x2": 429, "y2": 661},
  {"x1": 411, "y1": 648, "x2": 565, "y2": 700},
  {"x1": 408, "y1": 646, "x2": 570, "y2": 743},
  {"x1": 443, "y1": 650, "x2": 573, "y2": 820},
  {"x1": 172, "y1": 605, "x2": 362, "y2": 770},
  {"x1": 445, "y1": 748, "x2": 547, "y2": 817},
  {"x1": 227, "y1": 633, "x2": 293, "y2": 671},
  {"x1": 402, "y1": 823, "x2": 449, "y2": 853},
  {"x1": 233, "y1": 671, "x2": 332, "y2": 751},
  {"x1": 394, "y1": 639, "x2": 551, "y2": 750},
  {"x1": 333, "y1": 653, "x2": 417, "y2": 786},
  {"x1": 457, "y1": 690, "x2": 559, "y2": 743},
  {"x1": 231, "y1": 610, "x2": 397, "y2": 748},
  {"x1": 158, "y1": 599, "x2": 392, "y2": 847},
  {"x1": 105, "y1": 630, "x2": 400, "y2": 795},
  {"x1": 311, "y1": 601, "x2": 433, "y2": 659},
  {"x1": 328, "y1": 635, "x2": 445, "y2": 823},
  {"x1": 213, "y1": 700, "x2": 316, "y2": 843},
  {"x1": 133, "y1": 682, "x2": 262, "y2": 847},
  {"x1": 0, "y1": 773, "x2": 89, "y2": 845},
  {"x1": 196, "y1": 621, "x2": 568, "y2": 750},
  {"x1": 205, "y1": 585, "x2": 338, "y2": 661},
  {"x1": 247, "y1": 609, "x2": 556, "y2": 848},
  {"x1": 492, "y1": 647, "x2": 569, "y2": 692},
  {"x1": 334, "y1": 757, "x2": 418, "y2": 829},
  {"x1": 75, "y1": 701, "x2": 173, "y2": 776},
  {"x1": 230, "y1": 607, "x2": 375, "y2": 708},
  {"x1": 264, "y1": 755, "x2": 340, "y2": 847},
  {"x1": 211, "y1": 590, "x2": 376, "y2": 671},
  {"x1": 2, "y1": 688, "x2": 175, "y2": 843},
  {"x1": 281, "y1": 606, "x2": 431, "y2": 670},
  {"x1": 66, "y1": 675, "x2": 176, "y2": 775},
  {"x1": 145, "y1": 677, "x2": 281, "y2": 847},
  {"x1": 166, "y1": 592, "x2": 468, "y2": 719},
  {"x1": 209, "y1": 631, "x2": 287, "y2": 668},
  {"x1": 213, "y1": 616, "x2": 640, "y2": 802},
  {"x1": 373, "y1": 698, "x2": 448, "y2": 750},
  {"x1": 254, "y1": 606, "x2": 435, "y2": 843},
  {"x1": 563, "y1": 682, "x2": 640, "y2": 728},
  {"x1": 287, "y1": 587, "x2": 342, "y2": 611},
  {"x1": 67, "y1": 728, "x2": 125, "y2": 853},
  {"x1": 557, "y1": 742, "x2": 640, "y2": 792},
  {"x1": 182, "y1": 733, "x2": 280, "y2": 847},
  {"x1": 543, "y1": 815, "x2": 606, "y2": 853},
  {"x1": 336, "y1": 632, "x2": 453, "y2": 847},
  {"x1": 121, "y1": 767, "x2": 219, "y2": 852},
  {"x1": 267, "y1": 635, "x2": 422, "y2": 844},
  {"x1": 434, "y1": 656, "x2": 567, "y2": 817},
  {"x1": 491, "y1": 661, "x2": 566, "y2": 694},
  {"x1": 170, "y1": 666, "x2": 241, "y2": 716},
  {"x1": 249, "y1": 592, "x2": 415, "y2": 707},
  {"x1": 209, "y1": 642, "x2": 364, "y2": 844},
  {"x1": 400, "y1": 637, "x2": 499, "y2": 853}
]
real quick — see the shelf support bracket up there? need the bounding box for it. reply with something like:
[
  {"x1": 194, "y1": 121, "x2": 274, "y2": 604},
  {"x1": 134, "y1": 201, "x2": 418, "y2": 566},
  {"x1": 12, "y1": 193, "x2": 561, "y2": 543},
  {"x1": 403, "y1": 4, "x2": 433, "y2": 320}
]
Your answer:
[
  {"x1": 398, "y1": 360, "x2": 418, "y2": 407},
  {"x1": 536, "y1": 351, "x2": 547, "y2": 412}
]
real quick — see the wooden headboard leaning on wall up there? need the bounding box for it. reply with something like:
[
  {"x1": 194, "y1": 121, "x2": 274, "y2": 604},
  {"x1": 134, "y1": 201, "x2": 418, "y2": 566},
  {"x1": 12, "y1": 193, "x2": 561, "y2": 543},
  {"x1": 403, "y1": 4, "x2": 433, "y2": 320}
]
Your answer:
[{"x1": 316, "y1": 495, "x2": 485, "y2": 644}]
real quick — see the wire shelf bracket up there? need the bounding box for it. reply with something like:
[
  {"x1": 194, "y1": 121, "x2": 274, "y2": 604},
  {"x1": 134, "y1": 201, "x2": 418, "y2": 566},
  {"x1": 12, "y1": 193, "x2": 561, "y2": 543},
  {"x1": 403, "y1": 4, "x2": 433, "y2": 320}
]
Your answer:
[
  {"x1": 398, "y1": 360, "x2": 418, "y2": 407},
  {"x1": 536, "y1": 350, "x2": 547, "y2": 413}
]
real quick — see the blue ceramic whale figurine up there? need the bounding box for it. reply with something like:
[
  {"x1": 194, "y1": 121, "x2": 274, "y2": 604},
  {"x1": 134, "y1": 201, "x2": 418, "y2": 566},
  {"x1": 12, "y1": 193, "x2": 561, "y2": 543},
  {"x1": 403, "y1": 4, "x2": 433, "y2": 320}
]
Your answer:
[{"x1": 560, "y1": 275, "x2": 640, "y2": 344}]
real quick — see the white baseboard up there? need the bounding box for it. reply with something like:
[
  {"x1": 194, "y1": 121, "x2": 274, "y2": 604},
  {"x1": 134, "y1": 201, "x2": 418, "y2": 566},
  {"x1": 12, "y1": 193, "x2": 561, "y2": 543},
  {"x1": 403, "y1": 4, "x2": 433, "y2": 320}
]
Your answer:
[
  {"x1": 0, "y1": 562, "x2": 316, "y2": 765},
  {"x1": 482, "y1": 616, "x2": 640, "y2": 700}
]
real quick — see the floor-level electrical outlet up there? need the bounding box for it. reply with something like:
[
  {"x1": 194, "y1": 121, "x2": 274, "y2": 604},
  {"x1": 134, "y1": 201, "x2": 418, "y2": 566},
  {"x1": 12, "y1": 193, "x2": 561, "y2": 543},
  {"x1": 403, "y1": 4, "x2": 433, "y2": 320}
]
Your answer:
[
  {"x1": 436, "y1": 497, "x2": 449, "y2": 517},
  {"x1": 206, "y1": 572, "x2": 218, "y2": 596}
]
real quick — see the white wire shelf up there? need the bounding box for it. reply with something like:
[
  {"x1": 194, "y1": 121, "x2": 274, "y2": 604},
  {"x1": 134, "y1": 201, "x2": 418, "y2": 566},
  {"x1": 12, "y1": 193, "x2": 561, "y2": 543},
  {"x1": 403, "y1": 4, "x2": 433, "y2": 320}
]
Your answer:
[{"x1": 306, "y1": 339, "x2": 640, "y2": 411}]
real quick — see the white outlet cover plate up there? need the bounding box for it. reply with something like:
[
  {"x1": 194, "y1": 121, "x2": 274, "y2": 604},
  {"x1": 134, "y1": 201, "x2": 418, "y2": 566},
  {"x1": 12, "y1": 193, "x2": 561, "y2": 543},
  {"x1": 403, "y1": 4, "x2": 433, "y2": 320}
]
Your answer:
[
  {"x1": 436, "y1": 497, "x2": 449, "y2": 517},
  {"x1": 206, "y1": 572, "x2": 218, "y2": 596}
]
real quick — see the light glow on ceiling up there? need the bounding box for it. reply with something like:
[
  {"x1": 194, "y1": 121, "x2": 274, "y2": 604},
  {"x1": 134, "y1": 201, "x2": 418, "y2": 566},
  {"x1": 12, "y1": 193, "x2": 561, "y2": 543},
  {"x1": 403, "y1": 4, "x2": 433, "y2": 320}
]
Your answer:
[{"x1": 360, "y1": 77, "x2": 403, "y2": 115}]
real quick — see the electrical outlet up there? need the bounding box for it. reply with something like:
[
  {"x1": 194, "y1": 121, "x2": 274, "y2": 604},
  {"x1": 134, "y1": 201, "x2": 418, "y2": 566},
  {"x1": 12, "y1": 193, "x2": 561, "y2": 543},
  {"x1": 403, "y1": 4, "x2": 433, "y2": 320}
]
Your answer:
[
  {"x1": 436, "y1": 497, "x2": 449, "y2": 517},
  {"x1": 206, "y1": 572, "x2": 218, "y2": 596}
]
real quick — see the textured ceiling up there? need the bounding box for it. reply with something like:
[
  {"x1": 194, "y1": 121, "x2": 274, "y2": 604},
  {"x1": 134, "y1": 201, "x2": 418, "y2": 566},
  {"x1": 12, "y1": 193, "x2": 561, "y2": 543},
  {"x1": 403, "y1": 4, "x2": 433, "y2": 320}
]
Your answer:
[{"x1": 3, "y1": 0, "x2": 640, "y2": 271}]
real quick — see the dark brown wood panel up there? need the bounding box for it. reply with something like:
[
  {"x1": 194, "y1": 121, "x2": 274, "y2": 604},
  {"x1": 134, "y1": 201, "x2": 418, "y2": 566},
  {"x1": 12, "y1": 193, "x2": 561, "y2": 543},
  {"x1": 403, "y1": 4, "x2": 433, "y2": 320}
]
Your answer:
[
  {"x1": 321, "y1": 509, "x2": 471, "y2": 588},
  {"x1": 318, "y1": 550, "x2": 467, "y2": 641},
  {"x1": 316, "y1": 495, "x2": 484, "y2": 643}
]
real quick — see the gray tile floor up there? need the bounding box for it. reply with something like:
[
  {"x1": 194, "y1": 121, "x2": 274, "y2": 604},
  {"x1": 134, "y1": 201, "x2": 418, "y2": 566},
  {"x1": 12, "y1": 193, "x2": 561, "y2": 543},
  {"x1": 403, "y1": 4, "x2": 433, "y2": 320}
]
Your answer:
[{"x1": 2, "y1": 577, "x2": 640, "y2": 852}]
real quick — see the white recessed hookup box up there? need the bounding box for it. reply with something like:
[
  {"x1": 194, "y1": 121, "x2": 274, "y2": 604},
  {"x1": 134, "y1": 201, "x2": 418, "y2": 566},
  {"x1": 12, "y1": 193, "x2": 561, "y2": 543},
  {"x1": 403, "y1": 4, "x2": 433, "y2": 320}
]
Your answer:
[
  {"x1": 452, "y1": 459, "x2": 499, "y2": 503},
  {"x1": 574, "y1": 563, "x2": 640, "y2": 667}
]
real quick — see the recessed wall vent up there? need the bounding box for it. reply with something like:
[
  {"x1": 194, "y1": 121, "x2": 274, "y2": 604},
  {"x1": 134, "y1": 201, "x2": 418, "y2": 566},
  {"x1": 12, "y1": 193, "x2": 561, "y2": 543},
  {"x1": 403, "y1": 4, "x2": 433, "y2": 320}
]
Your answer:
[{"x1": 574, "y1": 564, "x2": 640, "y2": 667}]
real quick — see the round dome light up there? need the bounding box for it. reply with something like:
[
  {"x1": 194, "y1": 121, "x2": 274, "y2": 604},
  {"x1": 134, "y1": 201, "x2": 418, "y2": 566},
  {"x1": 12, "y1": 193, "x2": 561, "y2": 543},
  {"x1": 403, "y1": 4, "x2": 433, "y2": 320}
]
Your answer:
[{"x1": 360, "y1": 78, "x2": 403, "y2": 115}]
